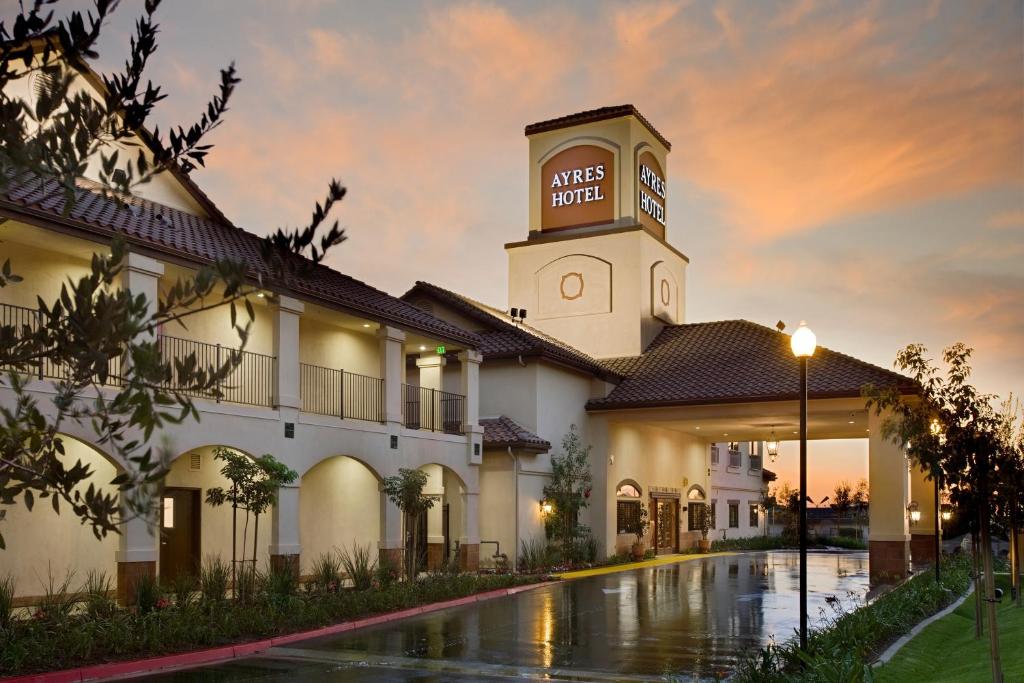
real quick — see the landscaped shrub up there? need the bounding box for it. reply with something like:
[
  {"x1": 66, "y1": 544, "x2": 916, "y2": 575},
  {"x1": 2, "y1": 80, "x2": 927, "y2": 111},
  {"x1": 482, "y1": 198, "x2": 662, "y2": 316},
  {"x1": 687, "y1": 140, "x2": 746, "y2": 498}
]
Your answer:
[
  {"x1": 729, "y1": 554, "x2": 971, "y2": 682},
  {"x1": 132, "y1": 573, "x2": 162, "y2": 613},
  {"x1": 0, "y1": 571, "x2": 544, "y2": 675},
  {"x1": 709, "y1": 535, "x2": 868, "y2": 553},
  {"x1": 518, "y1": 537, "x2": 550, "y2": 572},
  {"x1": 0, "y1": 574, "x2": 14, "y2": 630},
  {"x1": 83, "y1": 570, "x2": 116, "y2": 620},
  {"x1": 308, "y1": 551, "x2": 343, "y2": 594},
  {"x1": 199, "y1": 555, "x2": 229, "y2": 604},
  {"x1": 339, "y1": 543, "x2": 376, "y2": 589}
]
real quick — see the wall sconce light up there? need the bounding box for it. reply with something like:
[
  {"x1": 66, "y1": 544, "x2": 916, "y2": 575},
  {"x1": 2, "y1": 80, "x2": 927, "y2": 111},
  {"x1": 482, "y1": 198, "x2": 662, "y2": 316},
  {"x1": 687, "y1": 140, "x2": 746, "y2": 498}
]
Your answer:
[
  {"x1": 907, "y1": 500, "x2": 921, "y2": 525},
  {"x1": 540, "y1": 499, "x2": 553, "y2": 515},
  {"x1": 766, "y1": 426, "x2": 779, "y2": 463},
  {"x1": 940, "y1": 504, "x2": 952, "y2": 522}
]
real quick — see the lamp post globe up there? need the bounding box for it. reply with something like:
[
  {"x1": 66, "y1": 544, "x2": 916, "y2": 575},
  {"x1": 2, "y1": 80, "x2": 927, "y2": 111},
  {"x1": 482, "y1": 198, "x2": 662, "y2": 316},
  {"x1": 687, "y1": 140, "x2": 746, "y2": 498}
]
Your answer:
[{"x1": 791, "y1": 321, "x2": 817, "y2": 358}]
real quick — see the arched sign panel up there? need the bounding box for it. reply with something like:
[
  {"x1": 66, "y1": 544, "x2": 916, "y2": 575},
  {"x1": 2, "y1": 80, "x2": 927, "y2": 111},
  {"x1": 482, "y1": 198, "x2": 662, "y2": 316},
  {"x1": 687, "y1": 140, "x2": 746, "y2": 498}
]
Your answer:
[
  {"x1": 540, "y1": 145, "x2": 615, "y2": 231},
  {"x1": 637, "y1": 150, "x2": 666, "y2": 237}
]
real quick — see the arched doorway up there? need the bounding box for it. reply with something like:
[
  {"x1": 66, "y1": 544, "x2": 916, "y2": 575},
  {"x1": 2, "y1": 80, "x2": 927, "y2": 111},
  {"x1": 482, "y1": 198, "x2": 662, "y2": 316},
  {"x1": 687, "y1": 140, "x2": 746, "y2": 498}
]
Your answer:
[
  {"x1": 417, "y1": 464, "x2": 467, "y2": 571},
  {"x1": 3, "y1": 434, "x2": 121, "y2": 601},
  {"x1": 162, "y1": 445, "x2": 267, "y2": 583},
  {"x1": 299, "y1": 455, "x2": 382, "y2": 573}
]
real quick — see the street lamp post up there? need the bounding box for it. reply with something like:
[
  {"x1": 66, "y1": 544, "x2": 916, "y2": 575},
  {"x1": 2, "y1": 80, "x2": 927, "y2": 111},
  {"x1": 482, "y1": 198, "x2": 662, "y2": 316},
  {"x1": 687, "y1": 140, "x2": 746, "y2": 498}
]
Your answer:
[{"x1": 791, "y1": 321, "x2": 816, "y2": 652}]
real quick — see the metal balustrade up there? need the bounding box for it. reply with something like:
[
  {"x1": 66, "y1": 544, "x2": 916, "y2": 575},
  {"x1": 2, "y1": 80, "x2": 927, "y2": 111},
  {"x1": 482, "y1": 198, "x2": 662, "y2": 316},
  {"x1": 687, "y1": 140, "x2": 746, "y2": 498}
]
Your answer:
[
  {"x1": 158, "y1": 335, "x2": 275, "y2": 408},
  {"x1": 402, "y1": 384, "x2": 465, "y2": 435},
  {"x1": 1, "y1": 301, "x2": 121, "y2": 383},
  {"x1": 299, "y1": 363, "x2": 384, "y2": 423}
]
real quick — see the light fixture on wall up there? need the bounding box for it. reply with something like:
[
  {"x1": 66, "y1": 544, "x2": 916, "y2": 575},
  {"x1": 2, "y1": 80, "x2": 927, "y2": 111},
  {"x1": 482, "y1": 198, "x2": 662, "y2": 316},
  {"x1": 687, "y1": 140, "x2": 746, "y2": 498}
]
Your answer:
[
  {"x1": 766, "y1": 426, "x2": 779, "y2": 463},
  {"x1": 940, "y1": 504, "x2": 952, "y2": 522},
  {"x1": 540, "y1": 499, "x2": 553, "y2": 515},
  {"x1": 907, "y1": 500, "x2": 921, "y2": 525}
]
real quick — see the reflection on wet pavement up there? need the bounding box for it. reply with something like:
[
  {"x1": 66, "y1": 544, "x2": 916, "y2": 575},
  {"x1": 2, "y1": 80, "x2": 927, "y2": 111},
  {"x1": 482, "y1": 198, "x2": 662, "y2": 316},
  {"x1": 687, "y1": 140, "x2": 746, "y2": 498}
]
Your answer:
[{"x1": 140, "y1": 550, "x2": 868, "y2": 682}]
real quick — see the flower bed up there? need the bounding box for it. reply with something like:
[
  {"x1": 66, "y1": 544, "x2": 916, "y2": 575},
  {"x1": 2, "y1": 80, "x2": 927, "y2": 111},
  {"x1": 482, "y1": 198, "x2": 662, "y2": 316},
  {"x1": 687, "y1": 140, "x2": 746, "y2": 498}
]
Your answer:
[
  {"x1": 0, "y1": 571, "x2": 545, "y2": 676},
  {"x1": 729, "y1": 554, "x2": 972, "y2": 682}
]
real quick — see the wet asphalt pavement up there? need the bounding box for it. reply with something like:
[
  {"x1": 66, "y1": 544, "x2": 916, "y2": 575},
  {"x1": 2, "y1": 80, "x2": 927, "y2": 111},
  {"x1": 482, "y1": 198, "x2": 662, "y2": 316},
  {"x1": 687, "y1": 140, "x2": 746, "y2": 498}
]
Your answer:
[{"x1": 135, "y1": 550, "x2": 869, "y2": 682}]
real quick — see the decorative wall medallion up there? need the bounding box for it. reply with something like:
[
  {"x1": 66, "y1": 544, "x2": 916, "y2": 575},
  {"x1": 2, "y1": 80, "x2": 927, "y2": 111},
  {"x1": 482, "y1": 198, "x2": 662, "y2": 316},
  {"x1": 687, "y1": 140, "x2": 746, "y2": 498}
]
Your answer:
[
  {"x1": 560, "y1": 272, "x2": 584, "y2": 300},
  {"x1": 660, "y1": 278, "x2": 671, "y2": 306}
]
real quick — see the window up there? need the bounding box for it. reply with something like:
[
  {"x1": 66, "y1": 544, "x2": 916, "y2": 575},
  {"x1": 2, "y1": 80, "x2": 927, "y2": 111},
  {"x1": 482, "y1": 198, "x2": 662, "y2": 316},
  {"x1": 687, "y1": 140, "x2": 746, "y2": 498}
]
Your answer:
[
  {"x1": 616, "y1": 480, "x2": 642, "y2": 534},
  {"x1": 710, "y1": 445, "x2": 720, "y2": 466},
  {"x1": 749, "y1": 504, "x2": 759, "y2": 528},
  {"x1": 749, "y1": 447, "x2": 762, "y2": 471},
  {"x1": 162, "y1": 496, "x2": 174, "y2": 529},
  {"x1": 617, "y1": 501, "x2": 641, "y2": 534},
  {"x1": 728, "y1": 442, "x2": 741, "y2": 468},
  {"x1": 728, "y1": 503, "x2": 739, "y2": 528},
  {"x1": 710, "y1": 501, "x2": 717, "y2": 528},
  {"x1": 616, "y1": 482, "x2": 641, "y2": 498},
  {"x1": 687, "y1": 502, "x2": 705, "y2": 531}
]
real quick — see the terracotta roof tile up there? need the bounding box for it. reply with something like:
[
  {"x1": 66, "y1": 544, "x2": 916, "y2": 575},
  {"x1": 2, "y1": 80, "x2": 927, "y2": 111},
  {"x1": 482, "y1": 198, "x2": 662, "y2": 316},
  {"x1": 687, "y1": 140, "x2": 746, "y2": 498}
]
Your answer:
[
  {"x1": 1, "y1": 172, "x2": 479, "y2": 346},
  {"x1": 402, "y1": 281, "x2": 618, "y2": 380},
  {"x1": 587, "y1": 320, "x2": 916, "y2": 410},
  {"x1": 481, "y1": 416, "x2": 550, "y2": 451},
  {"x1": 524, "y1": 104, "x2": 671, "y2": 150}
]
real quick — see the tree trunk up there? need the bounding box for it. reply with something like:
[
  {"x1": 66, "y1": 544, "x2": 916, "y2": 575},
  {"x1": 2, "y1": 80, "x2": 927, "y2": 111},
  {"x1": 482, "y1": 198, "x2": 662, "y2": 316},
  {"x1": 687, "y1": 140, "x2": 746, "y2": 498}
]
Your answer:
[
  {"x1": 976, "y1": 448, "x2": 1003, "y2": 683},
  {"x1": 252, "y1": 511, "x2": 259, "y2": 570},
  {"x1": 973, "y1": 527, "x2": 983, "y2": 638},
  {"x1": 231, "y1": 490, "x2": 237, "y2": 597},
  {"x1": 1011, "y1": 508, "x2": 1021, "y2": 608},
  {"x1": 978, "y1": 497, "x2": 1004, "y2": 682}
]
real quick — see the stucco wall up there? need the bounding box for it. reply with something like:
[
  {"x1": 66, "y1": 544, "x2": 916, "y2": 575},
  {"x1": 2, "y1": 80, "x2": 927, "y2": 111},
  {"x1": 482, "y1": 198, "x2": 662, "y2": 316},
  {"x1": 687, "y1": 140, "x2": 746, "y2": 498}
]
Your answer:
[
  {"x1": 605, "y1": 421, "x2": 707, "y2": 554},
  {"x1": 0, "y1": 238, "x2": 95, "y2": 310},
  {"x1": 298, "y1": 316, "x2": 380, "y2": 378},
  {"x1": 4, "y1": 435, "x2": 120, "y2": 599},
  {"x1": 708, "y1": 441, "x2": 767, "y2": 539},
  {"x1": 164, "y1": 446, "x2": 273, "y2": 570},
  {"x1": 299, "y1": 456, "x2": 381, "y2": 568}
]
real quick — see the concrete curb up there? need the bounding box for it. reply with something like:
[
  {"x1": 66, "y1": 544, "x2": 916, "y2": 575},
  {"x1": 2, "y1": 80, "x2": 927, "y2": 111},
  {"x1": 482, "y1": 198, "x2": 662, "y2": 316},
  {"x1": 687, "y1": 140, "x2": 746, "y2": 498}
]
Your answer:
[
  {"x1": 1, "y1": 580, "x2": 560, "y2": 683},
  {"x1": 871, "y1": 585, "x2": 974, "y2": 667}
]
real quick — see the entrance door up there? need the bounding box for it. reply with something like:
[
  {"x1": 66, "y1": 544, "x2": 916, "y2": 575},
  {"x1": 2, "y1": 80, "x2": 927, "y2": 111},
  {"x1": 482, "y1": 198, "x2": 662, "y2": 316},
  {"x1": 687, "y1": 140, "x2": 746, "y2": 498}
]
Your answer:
[
  {"x1": 159, "y1": 488, "x2": 200, "y2": 583},
  {"x1": 654, "y1": 498, "x2": 679, "y2": 554}
]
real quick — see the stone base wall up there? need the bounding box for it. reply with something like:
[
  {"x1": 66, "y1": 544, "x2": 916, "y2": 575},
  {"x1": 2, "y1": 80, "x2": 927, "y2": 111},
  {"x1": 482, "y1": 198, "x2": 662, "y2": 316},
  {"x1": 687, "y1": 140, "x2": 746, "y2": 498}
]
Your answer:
[
  {"x1": 379, "y1": 547, "x2": 403, "y2": 574},
  {"x1": 426, "y1": 543, "x2": 444, "y2": 571},
  {"x1": 459, "y1": 543, "x2": 479, "y2": 572},
  {"x1": 117, "y1": 560, "x2": 156, "y2": 605},
  {"x1": 869, "y1": 539, "x2": 909, "y2": 585},
  {"x1": 270, "y1": 553, "x2": 300, "y2": 576},
  {"x1": 910, "y1": 533, "x2": 937, "y2": 567}
]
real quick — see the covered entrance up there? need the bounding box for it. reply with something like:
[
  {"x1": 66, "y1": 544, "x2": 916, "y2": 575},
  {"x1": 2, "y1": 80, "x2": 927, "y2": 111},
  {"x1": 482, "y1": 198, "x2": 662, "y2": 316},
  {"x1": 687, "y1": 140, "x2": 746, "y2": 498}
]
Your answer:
[{"x1": 160, "y1": 488, "x2": 201, "y2": 582}]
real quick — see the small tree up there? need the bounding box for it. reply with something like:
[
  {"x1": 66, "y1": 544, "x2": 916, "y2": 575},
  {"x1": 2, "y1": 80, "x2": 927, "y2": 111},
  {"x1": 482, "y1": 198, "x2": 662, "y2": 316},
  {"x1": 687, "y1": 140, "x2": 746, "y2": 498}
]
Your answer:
[
  {"x1": 381, "y1": 468, "x2": 435, "y2": 580},
  {"x1": 864, "y1": 343, "x2": 1004, "y2": 680},
  {"x1": 204, "y1": 448, "x2": 296, "y2": 591},
  {"x1": 833, "y1": 481, "x2": 853, "y2": 526},
  {"x1": 542, "y1": 425, "x2": 593, "y2": 562}
]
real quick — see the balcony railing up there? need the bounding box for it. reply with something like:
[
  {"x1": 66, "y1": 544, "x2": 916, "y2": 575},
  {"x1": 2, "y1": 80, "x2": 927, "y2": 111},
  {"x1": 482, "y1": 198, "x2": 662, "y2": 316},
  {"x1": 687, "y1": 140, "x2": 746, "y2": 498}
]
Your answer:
[
  {"x1": 300, "y1": 363, "x2": 384, "y2": 423},
  {"x1": 1, "y1": 302, "x2": 121, "y2": 384},
  {"x1": 158, "y1": 335, "x2": 275, "y2": 408},
  {"x1": 402, "y1": 384, "x2": 465, "y2": 435}
]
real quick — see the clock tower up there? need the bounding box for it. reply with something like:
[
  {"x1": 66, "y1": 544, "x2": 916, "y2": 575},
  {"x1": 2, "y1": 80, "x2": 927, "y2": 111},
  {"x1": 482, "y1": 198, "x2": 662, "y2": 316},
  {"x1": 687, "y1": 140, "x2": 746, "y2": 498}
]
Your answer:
[{"x1": 506, "y1": 105, "x2": 688, "y2": 359}]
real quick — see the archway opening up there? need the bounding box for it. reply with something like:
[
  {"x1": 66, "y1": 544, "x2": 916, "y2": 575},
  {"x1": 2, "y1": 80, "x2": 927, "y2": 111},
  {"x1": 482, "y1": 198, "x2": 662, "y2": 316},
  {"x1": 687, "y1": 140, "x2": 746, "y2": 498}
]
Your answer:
[
  {"x1": 299, "y1": 455, "x2": 382, "y2": 576},
  {"x1": 416, "y1": 464, "x2": 467, "y2": 571}
]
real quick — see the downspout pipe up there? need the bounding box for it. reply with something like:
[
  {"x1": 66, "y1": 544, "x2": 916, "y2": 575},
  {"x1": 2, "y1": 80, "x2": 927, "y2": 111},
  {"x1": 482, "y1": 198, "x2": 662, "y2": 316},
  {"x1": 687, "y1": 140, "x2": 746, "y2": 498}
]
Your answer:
[{"x1": 508, "y1": 446, "x2": 520, "y2": 571}]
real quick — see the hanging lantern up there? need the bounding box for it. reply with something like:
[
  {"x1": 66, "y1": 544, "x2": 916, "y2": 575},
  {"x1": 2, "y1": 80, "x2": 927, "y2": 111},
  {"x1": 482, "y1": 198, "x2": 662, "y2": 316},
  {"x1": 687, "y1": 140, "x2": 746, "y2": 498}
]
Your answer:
[{"x1": 766, "y1": 426, "x2": 779, "y2": 463}]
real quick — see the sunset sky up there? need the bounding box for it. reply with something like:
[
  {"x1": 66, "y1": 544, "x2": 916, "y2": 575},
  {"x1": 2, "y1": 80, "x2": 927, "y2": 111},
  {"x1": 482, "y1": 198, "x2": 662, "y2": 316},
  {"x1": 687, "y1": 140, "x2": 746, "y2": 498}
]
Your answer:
[{"x1": 49, "y1": 1, "x2": 1023, "y2": 499}]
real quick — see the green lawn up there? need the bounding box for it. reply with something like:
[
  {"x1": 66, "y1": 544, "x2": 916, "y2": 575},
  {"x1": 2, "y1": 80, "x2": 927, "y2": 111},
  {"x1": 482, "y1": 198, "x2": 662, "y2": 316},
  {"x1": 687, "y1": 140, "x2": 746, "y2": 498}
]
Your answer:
[{"x1": 876, "y1": 575, "x2": 1024, "y2": 682}]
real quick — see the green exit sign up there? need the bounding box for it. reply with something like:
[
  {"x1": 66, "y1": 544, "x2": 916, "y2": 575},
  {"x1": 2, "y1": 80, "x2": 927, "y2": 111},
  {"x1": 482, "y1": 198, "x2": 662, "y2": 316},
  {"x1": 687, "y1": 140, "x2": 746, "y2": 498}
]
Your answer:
[{"x1": 436, "y1": 345, "x2": 446, "y2": 355}]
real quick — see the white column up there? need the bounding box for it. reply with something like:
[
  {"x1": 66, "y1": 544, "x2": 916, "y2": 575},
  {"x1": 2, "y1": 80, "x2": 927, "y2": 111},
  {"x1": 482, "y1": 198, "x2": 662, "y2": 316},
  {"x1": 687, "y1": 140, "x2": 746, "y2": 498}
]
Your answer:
[
  {"x1": 121, "y1": 253, "x2": 164, "y2": 339},
  {"x1": 461, "y1": 491, "x2": 480, "y2": 546},
  {"x1": 268, "y1": 484, "x2": 301, "y2": 559},
  {"x1": 868, "y1": 410, "x2": 910, "y2": 581},
  {"x1": 416, "y1": 354, "x2": 445, "y2": 431},
  {"x1": 459, "y1": 350, "x2": 484, "y2": 464},
  {"x1": 272, "y1": 296, "x2": 304, "y2": 410},
  {"x1": 377, "y1": 326, "x2": 406, "y2": 425}
]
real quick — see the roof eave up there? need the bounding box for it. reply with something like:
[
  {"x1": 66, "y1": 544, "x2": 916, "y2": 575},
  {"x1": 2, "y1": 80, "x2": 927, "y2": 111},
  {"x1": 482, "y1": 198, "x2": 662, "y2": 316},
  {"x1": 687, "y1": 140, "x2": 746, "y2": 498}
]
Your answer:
[{"x1": 585, "y1": 385, "x2": 919, "y2": 412}]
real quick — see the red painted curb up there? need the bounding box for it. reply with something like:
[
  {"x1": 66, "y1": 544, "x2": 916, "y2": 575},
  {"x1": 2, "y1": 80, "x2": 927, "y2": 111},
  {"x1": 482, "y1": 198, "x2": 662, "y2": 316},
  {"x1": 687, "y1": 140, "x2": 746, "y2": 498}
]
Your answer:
[{"x1": 0, "y1": 580, "x2": 558, "y2": 683}]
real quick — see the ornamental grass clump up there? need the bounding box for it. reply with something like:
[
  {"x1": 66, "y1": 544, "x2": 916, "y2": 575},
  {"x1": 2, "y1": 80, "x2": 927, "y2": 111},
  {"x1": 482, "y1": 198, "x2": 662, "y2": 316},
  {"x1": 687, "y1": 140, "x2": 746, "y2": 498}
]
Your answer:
[
  {"x1": 199, "y1": 555, "x2": 229, "y2": 605},
  {"x1": 308, "y1": 551, "x2": 344, "y2": 594},
  {"x1": 339, "y1": 543, "x2": 376, "y2": 590}
]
